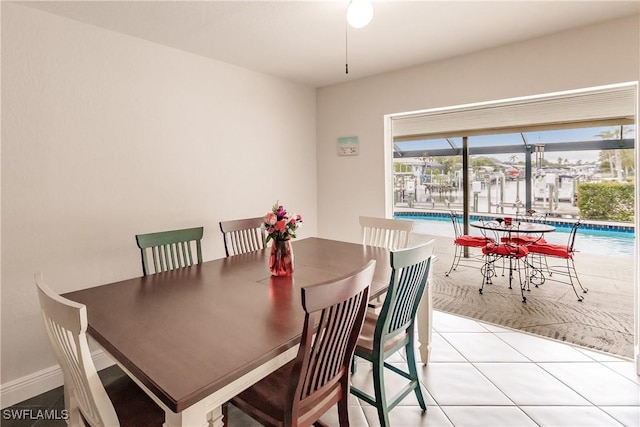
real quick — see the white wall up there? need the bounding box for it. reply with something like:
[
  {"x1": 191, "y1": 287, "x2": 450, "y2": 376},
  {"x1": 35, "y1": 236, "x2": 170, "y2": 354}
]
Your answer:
[
  {"x1": 316, "y1": 14, "x2": 640, "y2": 243},
  {"x1": 1, "y1": 2, "x2": 317, "y2": 395}
]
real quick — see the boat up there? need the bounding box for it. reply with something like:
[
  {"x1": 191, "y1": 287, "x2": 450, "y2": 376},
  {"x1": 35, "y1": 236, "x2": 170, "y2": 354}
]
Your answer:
[{"x1": 534, "y1": 172, "x2": 576, "y2": 202}]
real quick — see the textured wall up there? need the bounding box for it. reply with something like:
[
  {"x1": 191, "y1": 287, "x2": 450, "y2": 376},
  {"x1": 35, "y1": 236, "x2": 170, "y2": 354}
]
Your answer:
[{"x1": 1, "y1": 3, "x2": 317, "y2": 388}]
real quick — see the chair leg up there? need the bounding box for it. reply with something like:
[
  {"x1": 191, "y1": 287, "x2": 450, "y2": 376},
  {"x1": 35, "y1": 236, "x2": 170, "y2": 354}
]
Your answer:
[
  {"x1": 529, "y1": 253, "x2": 547, "y2": 287},
  {"x1": 336, "y1": 377, "x2": 350, "y2": 427},
  {"x1": 507, "y1": 256, "x2": 515, "y2": 289},
  {"x1": 445, "y1": 245, "x2": 462, "y2": 276},
  {"x1": 479, "y1": 255, "x2": 496, "y2": 294},
  {"x1": 372, "y1": 355, "x2": 391, "y2": 427},
  {"x1": 567, "y1": 258, "x2": 587, "y2": 301},
  {"x1": 65, "y1": 388, "x2": 83, "y2": 427},
  {"x1": 516, "y1": 258, "x2": 528, "y2": 303},
  {"x1": 405, "y1": 338, "x2": 426, "y2": 410}
]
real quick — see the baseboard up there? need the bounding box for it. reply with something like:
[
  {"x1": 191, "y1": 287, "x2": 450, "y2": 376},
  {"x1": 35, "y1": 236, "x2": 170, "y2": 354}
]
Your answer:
[{"x1": 0, "y1": 349, "x2": 114, "y2": 409}]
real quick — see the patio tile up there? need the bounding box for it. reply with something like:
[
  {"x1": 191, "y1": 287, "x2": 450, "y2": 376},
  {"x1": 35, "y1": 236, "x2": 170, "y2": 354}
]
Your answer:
[
  {"x1": 520, "y1": 406, "x2": 624, "y2": 426},
  {"x1": 361, "y1": 405, "x2": 452, "y2": 427},
  {"x1": 440, "y1": 406, "x2": 537, "y2": 426},
  {"x1": 474, "y1": 363, "x2": 590, "y2": 406},
  {"x1": 599, "y1": 406, "x2": 640, "y2": 427},
  {"x1": 428, "y1": 332, "x2": 468, "y2": 362},
  {"x1": 439, "y1": 332, "x2": 529, "y2": 362},
  {"x1": 494, "y1": 331, "x2": 594, "y2": 362},
  {"x1": 420, "y1": 363, "x2": 512, "y2": 406},
  {"x1": 432, "y1": 311, "x2": 487, "y2": 333},
  {"x1": 539, "y1": 362, "x2": 640, "y2": 406}
]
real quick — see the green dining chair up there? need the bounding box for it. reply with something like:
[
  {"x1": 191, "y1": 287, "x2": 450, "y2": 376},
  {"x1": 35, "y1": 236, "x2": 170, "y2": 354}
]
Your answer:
[
  {"x1": 135, "y1": 226, "x2": 204, "y2": 276},
  {"x1": 350, "y1": 240, "x2": 435, "y2": 427}
]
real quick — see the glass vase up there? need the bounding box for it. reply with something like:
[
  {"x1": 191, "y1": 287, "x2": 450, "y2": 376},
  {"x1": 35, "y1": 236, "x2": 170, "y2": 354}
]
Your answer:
[{"x1": 270, "y1": 239, "x2": 294, "y2": 276}]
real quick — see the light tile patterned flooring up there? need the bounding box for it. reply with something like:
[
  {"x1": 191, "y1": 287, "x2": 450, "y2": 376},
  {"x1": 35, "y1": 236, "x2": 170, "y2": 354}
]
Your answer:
[
  {"x1": 5, "y1": 310, "x2": 639, "y2": 426},
  {"x1": 231, "y1": 310, "x2": 640, "y2": 427}
]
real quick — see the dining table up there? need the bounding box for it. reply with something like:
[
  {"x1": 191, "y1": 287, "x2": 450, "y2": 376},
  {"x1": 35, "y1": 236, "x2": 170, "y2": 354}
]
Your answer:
[{"x1": 63, "y1": 236, "x2": 436, "y2": 427}]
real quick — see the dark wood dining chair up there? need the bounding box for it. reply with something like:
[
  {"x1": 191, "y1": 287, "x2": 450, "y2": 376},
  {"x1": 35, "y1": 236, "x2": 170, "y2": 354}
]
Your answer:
[
  {"x1": 227, "y1": 260, "x2": 376, "y2": 427},
  {"x1": 350, "y1": 240, "x2": 435, "y2": 427},
  {"x1": 35, "y1": 273, "x2": 164, "y2": 427},
  {"x1": 219, "y1": 217, "x2": 266, "y2": 257},
  {"x1": 135, "y1": 226, "x2": 203, "y2": 276}
]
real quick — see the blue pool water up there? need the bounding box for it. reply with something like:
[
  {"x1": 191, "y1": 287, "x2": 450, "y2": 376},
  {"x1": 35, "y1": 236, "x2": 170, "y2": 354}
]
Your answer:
[{"x1": 395, "y1": 214, "x2": 635, "y2": 257}]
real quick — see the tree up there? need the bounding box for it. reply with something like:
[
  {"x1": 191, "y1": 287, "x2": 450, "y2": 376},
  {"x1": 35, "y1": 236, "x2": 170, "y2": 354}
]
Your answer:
[
  {"x1": 596, "y1": 126, "x2": 635, "y2": 182},
  {"x1": 470, "y1": 156, "x2": 499, "y2": 168},
  {"x1": 394, "y1": 162, "x2": 411, "y2": 173}
]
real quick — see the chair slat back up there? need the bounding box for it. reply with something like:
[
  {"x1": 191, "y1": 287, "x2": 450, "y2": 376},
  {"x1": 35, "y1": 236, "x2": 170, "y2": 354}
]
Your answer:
[
  {"x1": 377, "y1": 241, "x2": 434, "y2": 340},
  {"x1": 136, "y1": 226, "x2": 203, "y2": 276},
  {"x1": 289, "y1": 260, "x2": 374, "y2": 421},
  {"x1": 35, "y1": 273, "x2": 120, "y2": 427},
  {"x1": 219, "y1": 217, "x2": 266, "y2": 257},
  {"x1": 359, "y1": 216, "x2": 414, "y2": 250}
]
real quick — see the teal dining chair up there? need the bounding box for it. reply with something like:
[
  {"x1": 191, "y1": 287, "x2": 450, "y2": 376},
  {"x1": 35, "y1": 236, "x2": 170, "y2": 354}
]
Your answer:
[
  {"x1": 350, "y1": 240, "x2": 435, "y2": 427},
  {"x1": 135, "y1": 226, "x2": 204, "y2": 276}
]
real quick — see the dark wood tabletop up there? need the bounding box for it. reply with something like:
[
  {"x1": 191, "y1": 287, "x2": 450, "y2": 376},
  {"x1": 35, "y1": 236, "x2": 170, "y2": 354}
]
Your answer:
[{"x1": 63, "y1": 237, "x2": 391, "y2": 414}]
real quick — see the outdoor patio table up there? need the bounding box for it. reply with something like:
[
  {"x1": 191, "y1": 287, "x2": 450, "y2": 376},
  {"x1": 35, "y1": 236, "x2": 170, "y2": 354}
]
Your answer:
[
  {"x1": 62, "y1": 237, "x2": 436, "y2": 427},
  {"x1": 470, "y1": 220, "x2": 555, "y2": 299}
]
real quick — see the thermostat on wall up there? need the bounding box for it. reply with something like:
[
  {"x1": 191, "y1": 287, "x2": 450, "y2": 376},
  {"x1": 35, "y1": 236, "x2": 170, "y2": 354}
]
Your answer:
[{"x1": 337, "y1": 136, "x2": 359, "y2": 156}]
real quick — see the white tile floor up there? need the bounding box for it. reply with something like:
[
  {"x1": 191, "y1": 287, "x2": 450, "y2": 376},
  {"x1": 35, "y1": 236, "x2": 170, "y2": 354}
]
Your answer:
[{"x1": 229, "y1": 310, "x2": 640, "y2": 426}]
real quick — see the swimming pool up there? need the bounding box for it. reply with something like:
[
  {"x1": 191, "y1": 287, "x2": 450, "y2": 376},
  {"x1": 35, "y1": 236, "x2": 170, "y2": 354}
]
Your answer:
[{"x1": 395, "y1": 213, "x2": 635, "y2": 257}]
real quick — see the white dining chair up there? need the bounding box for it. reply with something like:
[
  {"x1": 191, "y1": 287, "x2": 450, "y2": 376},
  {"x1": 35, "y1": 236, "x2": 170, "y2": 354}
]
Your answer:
[
  {"x1": 35, "y1": 273, "x2": 163, "y2": 426},
  {"x1": 359, "y1": 216, "x2": 414, "y2": 250},
  {"x1": 359, "y1": 216, "x2": 414, "y2": 309}
]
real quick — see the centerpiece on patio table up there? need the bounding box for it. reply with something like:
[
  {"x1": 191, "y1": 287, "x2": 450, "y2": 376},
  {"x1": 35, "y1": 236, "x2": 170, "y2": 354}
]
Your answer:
[{"x1": 264, "y1": 202, "x2": 303, "y2": 276}]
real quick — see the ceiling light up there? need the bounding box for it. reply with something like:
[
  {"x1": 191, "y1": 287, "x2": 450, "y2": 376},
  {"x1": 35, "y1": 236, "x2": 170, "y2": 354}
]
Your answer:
[{"x1": 346, "y1": 0, "x2": 373, "y2": 29}]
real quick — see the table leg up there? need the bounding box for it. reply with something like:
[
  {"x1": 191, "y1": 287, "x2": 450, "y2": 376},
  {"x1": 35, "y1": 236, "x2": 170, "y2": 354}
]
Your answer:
[
  {"x1": 416, "y1": 267, "x2": 433, "y2": 364},
  {"x1": 209, "y1": 405, "x2": 224, "y2": 427},
  {"x1": 163, "y1": 400, "x2": 210, "y2": 427}
]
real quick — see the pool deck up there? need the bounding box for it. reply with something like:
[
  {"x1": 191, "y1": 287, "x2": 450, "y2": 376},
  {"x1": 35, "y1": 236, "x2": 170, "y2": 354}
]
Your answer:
[{"x1": 411, "y1": 233, "x2": 635, "y2": 359}]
